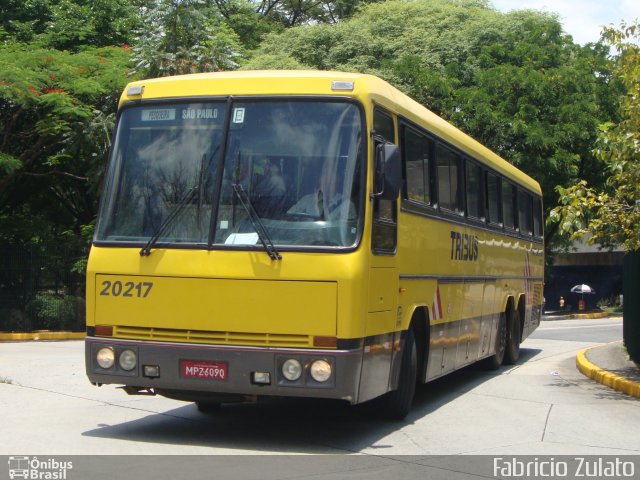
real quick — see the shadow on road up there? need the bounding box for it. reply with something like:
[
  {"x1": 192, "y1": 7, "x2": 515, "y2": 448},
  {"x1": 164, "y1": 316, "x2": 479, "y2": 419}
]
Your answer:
[{"x1": 82, "y1": 348, "x2": 543, "y2": 453}]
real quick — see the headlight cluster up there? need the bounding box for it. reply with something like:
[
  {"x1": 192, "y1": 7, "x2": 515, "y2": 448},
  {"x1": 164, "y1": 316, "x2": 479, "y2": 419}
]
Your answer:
[
  {"x1": 95, "y1": 346, "x2": 137, "y2": 372},
  {"x1": 280, "y1": 357, "x2": 333, "y2": 384},
  {"x1": 309, "y1": 359, "x2": 331, "y2": 383},
  {"x1": 118, "y1": 349, "x2": 137, "y2": 371},
  {"x1": 96, "y1": 347, "x2": 115, "y2": 369}
]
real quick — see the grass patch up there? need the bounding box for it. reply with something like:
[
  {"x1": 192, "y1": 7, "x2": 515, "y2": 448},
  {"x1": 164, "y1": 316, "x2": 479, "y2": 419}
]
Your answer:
[{"x1": 0, "y1": 376, "x2": 13, "y2": 384}]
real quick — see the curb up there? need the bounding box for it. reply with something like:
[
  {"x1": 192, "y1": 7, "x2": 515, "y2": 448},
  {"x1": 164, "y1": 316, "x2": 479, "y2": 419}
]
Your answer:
[
  {"x1": 544, "y1": 311, "x2": 612, "y2": 320},
  {"x1": 576, "y1": 344, "x2": 640, "y2": 398},
  {"x1": 568, "y1": 311, "x2": 611, "y2": 320},
  {"x1": 0, "y1": 331, "x2": 85, "y2": 341}
]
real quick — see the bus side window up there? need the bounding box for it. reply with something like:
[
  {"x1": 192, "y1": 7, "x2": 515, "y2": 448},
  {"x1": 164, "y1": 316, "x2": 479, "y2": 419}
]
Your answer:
[
  {"x1": 502, "y1": 181, "x2": 517, "y2": 230},
  {"x1": 372, "y1": 109, "x2": 397, "y2": 254},
  {"x1": 533, "y1": 196, "x2": 543, "y2": 238},
  {"x1": 436, "y1": 144, "x2": 462, "y2": 214},
  {"x1": 518, "y1": 189, "x2": 533, "y2": 236},
  {"x1": 465, "y1": 160, "x2": 483, "y2": 220},
  {"x1": 486, "y1": 172, "x2": 502, "y2": 225},
  {"x1": 402, "y1": 125, "x2": 433, "y2": 206}
]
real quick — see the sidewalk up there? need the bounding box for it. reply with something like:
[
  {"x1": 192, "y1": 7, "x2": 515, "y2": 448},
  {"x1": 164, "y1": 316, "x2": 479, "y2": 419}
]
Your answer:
[
  {"x1": 540, "y1": 312, "x2": 640, "y2": 398},
  {"x1": 576, "y1": 341, "x2": 640, "y2": 398}
]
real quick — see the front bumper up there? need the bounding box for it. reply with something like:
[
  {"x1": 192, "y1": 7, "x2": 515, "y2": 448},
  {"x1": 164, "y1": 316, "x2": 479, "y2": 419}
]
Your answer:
[{"x1": 85, "y1": 336, "x2": 363, "y2": 403}]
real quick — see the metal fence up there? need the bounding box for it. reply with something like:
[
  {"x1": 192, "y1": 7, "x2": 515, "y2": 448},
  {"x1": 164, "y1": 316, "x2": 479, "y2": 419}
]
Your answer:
[{"x1": 0, "y1": 240, "x2": 88, "y2": 332}]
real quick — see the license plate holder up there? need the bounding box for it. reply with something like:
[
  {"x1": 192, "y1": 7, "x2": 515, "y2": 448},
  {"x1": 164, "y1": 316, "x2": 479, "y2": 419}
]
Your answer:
[{"x1": 181, "y1": 359, "x2": 228, "y2": 381}]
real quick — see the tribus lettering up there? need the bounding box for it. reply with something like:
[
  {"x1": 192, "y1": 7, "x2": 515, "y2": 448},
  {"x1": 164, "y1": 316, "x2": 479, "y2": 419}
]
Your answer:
[{"x1": 450, "y1": 231, "x2": 479, "y2": 261}]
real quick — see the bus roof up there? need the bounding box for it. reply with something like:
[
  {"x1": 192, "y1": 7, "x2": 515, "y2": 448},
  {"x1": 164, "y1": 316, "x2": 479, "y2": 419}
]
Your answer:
[{"x1": 121, "y1": 70, "x2": 541, "y2": 195}]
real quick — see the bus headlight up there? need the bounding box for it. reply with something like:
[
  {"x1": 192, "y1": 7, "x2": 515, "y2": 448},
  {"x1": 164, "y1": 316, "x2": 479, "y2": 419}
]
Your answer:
[
  {"x1": 282, "y1": 359, "x2": 302, "y2": 381},
  {"x1": 118, "y1": 349, "x2": 137, "y2": 371},
  {"x1": 96, "y1": 347, "x2": 115, "y2": 369},
  {"x1": 310, "y1": 360, "x2": 332, "y2": 382}
]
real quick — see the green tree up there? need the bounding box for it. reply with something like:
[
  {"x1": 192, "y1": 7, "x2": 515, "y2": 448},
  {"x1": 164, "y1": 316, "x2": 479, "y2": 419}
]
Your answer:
[
  {"x1": 1, "y1": 0, "x2": 144, "y2": 48},
  {"x1": 0, "y1": 43, "x2": 132, "y2": 234},
  {"x1": 449, "y1": 12, "x2": 619, "y2": 242},
  {"x1": 550, "y1": 22, "x2": 640, "y2": 252},
  {"x1": 132, "y1": 0, "x2": 244, "y2": 77}
]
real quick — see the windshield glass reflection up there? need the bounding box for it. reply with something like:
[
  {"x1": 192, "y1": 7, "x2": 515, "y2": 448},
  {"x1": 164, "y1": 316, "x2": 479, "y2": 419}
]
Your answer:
[{"x1": 96, "y1": 100, "x2": 363, "y2": 249}]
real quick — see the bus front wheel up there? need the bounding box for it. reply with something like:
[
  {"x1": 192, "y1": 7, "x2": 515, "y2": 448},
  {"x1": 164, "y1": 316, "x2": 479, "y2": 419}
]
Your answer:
[{"x1": 368, "y1": 327, "x2": 417, "y2": 421}]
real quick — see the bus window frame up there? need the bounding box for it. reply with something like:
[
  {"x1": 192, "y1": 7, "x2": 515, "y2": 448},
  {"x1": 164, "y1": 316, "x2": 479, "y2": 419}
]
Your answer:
[
  {"x1": 502, "y1": 180, "x2": 518, "y2": 232},
  {"x1": 533, "y1": 196, "x2": 544, "y2": 240},
  {"x1": 93, "y1": 95, "x2": 369, "y2": 254},
  {"x1": 485, "y1": 170, "x2": 503, "y2": 227},
  {"x1": 464, "y1": 157, "x2": 485, "y2": 223},
  {"x1": 434, "y1": 142, "x2": 464, "y2": 217},
  {"x1": 396, "y1": 114, "x2": 543, "y2": 245},
  {"x1": 371, "y1": 106, "x2": 398, "y2": 255},
  {"x1": 517, "y1": 188, "x2": 534, "y2": 237},
  {"x1": 400, "y1": 121, "x2": 435, "y2": 211}
]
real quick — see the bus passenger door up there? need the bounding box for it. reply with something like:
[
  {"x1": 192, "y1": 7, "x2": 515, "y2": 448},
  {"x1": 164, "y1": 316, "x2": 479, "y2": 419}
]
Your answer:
[
  {"x1": 358, "y1": 108, "x2": 399, "y2": 402},
  {"x1": 360, "y1": 191, "x2": 399, "y2": 402}
]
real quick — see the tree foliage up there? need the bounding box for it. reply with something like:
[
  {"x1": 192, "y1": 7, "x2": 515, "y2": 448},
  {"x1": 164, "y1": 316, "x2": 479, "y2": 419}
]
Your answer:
[
  {"x1": 0, "y1": 3, "x2": 133, "y2": 241},
  {"x1": 132, "y1": 0, "x2": 244, "y2": 77},
  {"x1": 550, "y1": 21, "x2": 640, "y2": 252},
  {"x1": 1, "y1": 0, "x2": 143, "y2": 48}
]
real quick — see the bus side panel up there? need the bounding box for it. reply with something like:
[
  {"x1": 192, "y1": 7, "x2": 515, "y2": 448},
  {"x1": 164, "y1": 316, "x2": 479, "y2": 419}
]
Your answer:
[
  {"x1": 357, "y1": 325, "x2": 395, "y2": 403},
  {"x1": 358, "y1": 265, "x2": 399, "y2": 403},
  {"x1": 521, "y1": 246, "x2": 544, "y2": 341},
  {"x1": 426, "y1": 282, "x2": 462, "y2": 380},
  {"x1": 478, "y1": 280, "x2": 498, "y2": 359},
  {"x1": 455, "y1": 280, "x2": 484, "y2": 368}
]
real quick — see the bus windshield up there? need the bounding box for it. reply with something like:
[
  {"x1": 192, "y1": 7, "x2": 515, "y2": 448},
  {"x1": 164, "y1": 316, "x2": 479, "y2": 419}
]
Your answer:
[{"x1": 95, "y1": 100, "x2": 364, "y2": 249}]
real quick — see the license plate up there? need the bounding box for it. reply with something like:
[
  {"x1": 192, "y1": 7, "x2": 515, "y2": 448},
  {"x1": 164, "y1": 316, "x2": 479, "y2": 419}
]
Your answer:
[{"x1": 181, "y1": 360, "x2": 228, "y2": 380}]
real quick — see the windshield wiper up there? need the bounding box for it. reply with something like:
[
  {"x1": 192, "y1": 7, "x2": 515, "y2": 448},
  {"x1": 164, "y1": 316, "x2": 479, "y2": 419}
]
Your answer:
[
  {"x1": 140, "y1": 146, "x2": 220, "y2": 256},
  {"x1": 232, "y1": 183, "x2": 282, "y2": 261},
  {"x1": 139, "y1": 186, "x2": 199, "y2": 256}
]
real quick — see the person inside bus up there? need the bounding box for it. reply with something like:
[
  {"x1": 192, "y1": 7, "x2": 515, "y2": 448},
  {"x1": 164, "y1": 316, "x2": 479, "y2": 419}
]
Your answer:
[
  {"x1": 251, "y1": 158, "x2": 287, "y2": 218},
  {"x1": 287, "y1": 160, "x2": 355, "y2": 221}
]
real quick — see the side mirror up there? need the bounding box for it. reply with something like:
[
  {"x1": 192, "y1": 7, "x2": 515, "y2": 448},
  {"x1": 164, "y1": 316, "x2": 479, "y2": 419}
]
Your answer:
[{"x1": 374, "y1": 143, "x2": 401, "y2": 201}]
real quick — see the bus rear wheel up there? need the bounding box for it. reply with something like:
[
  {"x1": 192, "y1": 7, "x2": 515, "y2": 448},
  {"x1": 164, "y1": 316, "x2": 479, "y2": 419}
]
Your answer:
[
  {"x1": 504, "y1": 308, "x2": 521, "y2": 365},
  {"x1": 483, "y1": 312, "x2": 507, "y2": 370}
]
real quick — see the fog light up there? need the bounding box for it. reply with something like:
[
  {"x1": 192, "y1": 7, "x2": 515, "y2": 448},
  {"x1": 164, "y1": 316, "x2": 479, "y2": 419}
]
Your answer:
[
  {"x1": 96, "y1": 347, "x2": 115, "y2": 369},
  {"x1": 118, "y1": 349, "x2": 137, "y2": 371},
  {"x1": 310, "y1": 359, "x2": 332, "y2": 382},
  {"x1": 252, "y1": 371, "x2": 271, "y2": 385},
  {"x1": 143, "y1": 365, "x2": 160, "y2": 378},
  {"x1": 282, "y1": 359, "x2": 302, "y2": 381}
]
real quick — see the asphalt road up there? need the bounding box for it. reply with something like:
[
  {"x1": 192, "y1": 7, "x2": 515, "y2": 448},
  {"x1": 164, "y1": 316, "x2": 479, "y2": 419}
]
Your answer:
[
  {"x1": 0, "y1": 317, "x2": 637, "y2": 464},
  {"x1": 530, "y1": 316, "x2": 624, "y2": 343}
]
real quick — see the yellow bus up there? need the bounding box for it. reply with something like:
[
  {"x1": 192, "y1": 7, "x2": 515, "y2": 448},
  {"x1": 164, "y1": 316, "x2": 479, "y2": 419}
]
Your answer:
[{"x1": 86, "y1": 70, "x2": 544, "y2": 419}]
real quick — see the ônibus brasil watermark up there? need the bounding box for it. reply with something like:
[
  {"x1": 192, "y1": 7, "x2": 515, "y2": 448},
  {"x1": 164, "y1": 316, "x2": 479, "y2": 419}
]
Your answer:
[
  {"x1": 493, "y1": 457, "x2": 636, "y2": 478},
  {"x1": 7, "y1": 457, "x2": 72, "y2": 480}
]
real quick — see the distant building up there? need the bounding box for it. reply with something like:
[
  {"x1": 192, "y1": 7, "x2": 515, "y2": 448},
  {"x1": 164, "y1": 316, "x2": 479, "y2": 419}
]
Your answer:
[{"x1": 545, "y1": 236, "x2": 623, "y2": 312}]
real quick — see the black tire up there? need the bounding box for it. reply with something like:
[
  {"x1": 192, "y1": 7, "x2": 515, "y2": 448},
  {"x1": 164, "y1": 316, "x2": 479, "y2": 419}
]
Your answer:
[
  {"x1": 504, "y1": 308, "x2": 521, "y2": 365},
  {"x1": 196, "y1": 401, "x2": 221, "y2": 413},
  {"x1": 483, "y1": 312, "x2": 507, "y2": 370},
  {"x1": 370, "y1": 328, "x2": 417, "y2": 421}
]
